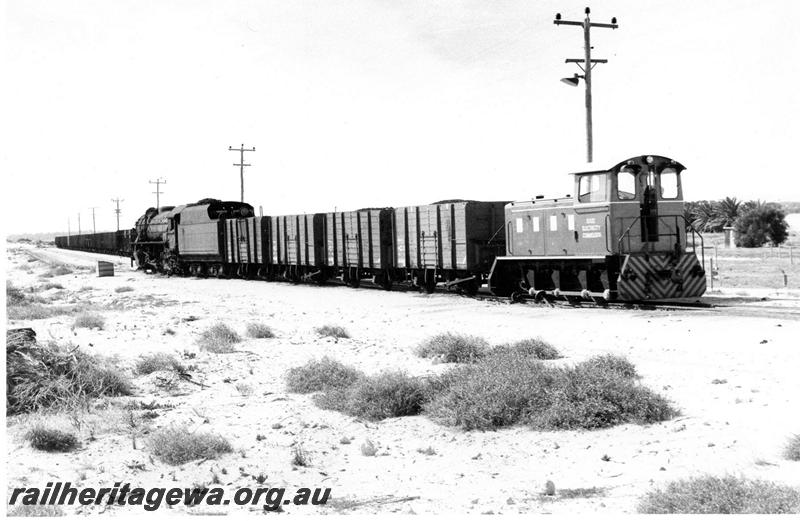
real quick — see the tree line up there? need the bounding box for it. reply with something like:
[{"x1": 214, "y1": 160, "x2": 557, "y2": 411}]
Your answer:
[{"x1": 684, "y1": 197, "x2": 790, "y2": 247}]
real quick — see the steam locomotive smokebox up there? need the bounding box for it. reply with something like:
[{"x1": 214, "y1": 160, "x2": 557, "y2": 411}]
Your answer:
[{"x1": 96, "y1": 261, "x2": 114, "y2": 277}]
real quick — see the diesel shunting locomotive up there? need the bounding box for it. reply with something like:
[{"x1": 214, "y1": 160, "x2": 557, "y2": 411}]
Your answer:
[{"x1": 55, "y1": 154, "x2": 706, "y2": 302}]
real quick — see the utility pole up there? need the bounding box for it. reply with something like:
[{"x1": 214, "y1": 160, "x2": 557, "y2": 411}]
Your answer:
[
  {"x1": 89, "y1": 207, "x2": 98, "y2": 234},
  {"x1": 228, "y1": 143, "x2": 255, "y2": 203},
  {"x1": 554, "y1": 7, "x2": 618, "y2": 163},
  {"x1": 78, "y1": 212, "x2": 82, "y2": 235},
  {"x1": 149, "y1": 178, "x2": 166, "y2": 209},
  {"x1": 67, "y1": 217, "x2": 71, "y2": 246},
  {"x1": 112, "y1": 197, "x2": 124, "y2": 231}
]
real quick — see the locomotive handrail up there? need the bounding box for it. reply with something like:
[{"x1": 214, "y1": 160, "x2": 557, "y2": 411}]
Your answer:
[{"x1": 617, "y1": 214, "x2": 704, "y2": 267}]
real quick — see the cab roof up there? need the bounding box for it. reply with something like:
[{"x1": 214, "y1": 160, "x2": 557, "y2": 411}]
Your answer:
[{"x1": 567, "y1": 155, "x2": 686, "y2": 175}]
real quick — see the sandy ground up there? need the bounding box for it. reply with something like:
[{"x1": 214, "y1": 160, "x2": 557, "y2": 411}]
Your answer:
[{"x1": 5, "y1": 244, "x2": 800, "y2": 515}]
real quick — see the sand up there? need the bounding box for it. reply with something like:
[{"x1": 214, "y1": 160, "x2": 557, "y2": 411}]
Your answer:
[{"x1": 6, "y1": 244, "x2": 800, "y2": 515}]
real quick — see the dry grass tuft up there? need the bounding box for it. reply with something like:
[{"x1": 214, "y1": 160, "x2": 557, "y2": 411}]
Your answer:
[
  {"x1": 147, "y1": 426, "x2": 232, "y2": 465},
  {"x1": 416, "y1": 333, "x2": 489, "y2": 363},
  {"x1": 197, "y1": 323, "x2": 241, "y2": 353},
  {"x1": 7, "y1": 282, "x2": 28, "y2": 306},
  {"x1": 557, "y1": 487, "x2": 605, "y2": 499},
  {"x1": 235, "y1": 382, "x2": 253, "y2": 397},
  {"x1": 24, "y1": 425, "x2": 79, "y2": 452},
  {"x1": 246, "y1": 322, "x2": 275, "y2": 339},
  {"x1": 73, "y1": 312, "x2": 105, "y2": 330},
  {"x1": 115, "y1": 286, "x2": 134, "y2": 293},
  {"x1": 285, "y1": 357, "x2": 364, "y2": 394},
  {"x1": 7, "y1": 341, "x2": 132, "y2": 414},
  {"x1": 42, "y1": 282, "x2": 64, "y2": 291},
  {"x1": 291, "y1": 444, "x2": 311, "y2": 467},
  {"x1": 315, "y1": 325, "x2": 350, "y2": 339},
  {"x1": 360, "y1": 439, "x2": 377, "y2": 457},
  {"x1": 784, "y1": 434, "x2": 800, "y2": 461},
  {"x1": 6, "y1": 282, "x2": 81, "y2": 320},
  {"x1": 135, "y1": 353, "x2": 186, "y2": 375},
  {"x1": 491, "y1": 338, "x2": 561, "y2": 360},
  {"x1": 7, "y1": 304, "x2": 78, "y2": 321},
  {"x1": 637, "y1": 476, "x2": 800, "y2": 514}
]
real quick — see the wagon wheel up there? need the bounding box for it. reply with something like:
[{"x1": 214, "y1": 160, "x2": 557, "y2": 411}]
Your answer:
[
  {"x1": 376, "y1": 271, "x2": 393, "y2": 291},
  {"x1": 348, "y1": 268, "x2": 360, "y2": 288},
  {"x1": 423, "y1": 273, "x2": 436, "y2": 294}
]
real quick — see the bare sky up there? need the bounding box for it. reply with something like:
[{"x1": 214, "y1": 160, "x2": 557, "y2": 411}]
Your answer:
[{"x1": 4, "y1": 0, "x2": 799, "y2": 233}]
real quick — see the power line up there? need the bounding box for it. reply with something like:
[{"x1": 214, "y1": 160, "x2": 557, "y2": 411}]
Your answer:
[
  {"x1": 228, "y1": 144, "x2": 255, "y2": 203},
  {"x1": 554, "y1": 7, "x2": 618, "y2": 163},
  {"x1": 88, "y1": 207, "x2": 99, "y2": 234},
  {"x1": 149, "y1": 178, "x2": 166, "y2": 209},
  {"x1": 112, "y1": 197, "x2": 124, "y2": 231}
]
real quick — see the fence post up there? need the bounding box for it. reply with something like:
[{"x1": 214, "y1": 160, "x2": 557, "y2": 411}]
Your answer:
[{"x1": 708, "y1": 258, "x2": 714, "y2": 293}]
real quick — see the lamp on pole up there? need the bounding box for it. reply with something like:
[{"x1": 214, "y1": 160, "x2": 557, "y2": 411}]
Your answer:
[{"x1": 554, "y1": 8, "x2": 618, "y2": 163}]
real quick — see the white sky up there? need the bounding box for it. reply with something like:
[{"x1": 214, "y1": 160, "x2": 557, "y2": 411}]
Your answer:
[{"x1": 3, "y1": 0, "x2": 800, "y2": 234}]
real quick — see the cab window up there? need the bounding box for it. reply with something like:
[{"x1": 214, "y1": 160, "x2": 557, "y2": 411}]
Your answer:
[
  {"x1": 617, "y1": 169, "x2": 636, "y2": 200},
  {"x1": 659, "y1": 168, "x2": 679, "y2": 199},
  {"x1": 578, "y1": 174, "x2": 607, "y2": 203}
]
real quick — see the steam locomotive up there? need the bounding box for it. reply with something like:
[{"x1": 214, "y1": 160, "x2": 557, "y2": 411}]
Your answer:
[{"x1": 55, "y1": 155, "x2": 706, "y2": 302}]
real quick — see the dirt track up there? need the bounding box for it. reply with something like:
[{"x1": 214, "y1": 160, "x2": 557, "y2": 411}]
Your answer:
[{"x1": 6, "y1": 245, "x2": 800, "y2": 514}]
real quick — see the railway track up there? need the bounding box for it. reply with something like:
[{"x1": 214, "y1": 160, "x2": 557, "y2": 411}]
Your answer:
[{"x1": 27, "y1": 246, "x2": 800, "y2": 318}]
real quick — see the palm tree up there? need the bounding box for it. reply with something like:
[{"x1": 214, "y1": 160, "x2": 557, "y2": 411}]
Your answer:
[
  {"x1": 691, "y1": 201, "x2": 724, "y2": 232},
  {"x1": 716, "y1": 197, "x2": 741, "y2": 227}
]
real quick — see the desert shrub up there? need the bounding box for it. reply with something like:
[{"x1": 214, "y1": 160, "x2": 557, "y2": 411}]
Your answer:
[
  {"x1": 637, "y1": 475, "x2": 800, "y2": 514},
  {"x1": 7, "y1": 304, "x2": 79, "y2": 321},
  {"x1": 317, "y1": 371, "x2": 428, "y2": 420},
  {"x1": 526, "y1": 358, "x2": 672, "y2": 430},
  {"x1": 8, "y1": 504, "x2": 65, "y2": 516},
  {"x1": 491, "y1": 338, "x2": 561, "y2": 360},
  {"x1": 24, "y1": 426, "x2": 79, "y2": 452},
  {"x1": 115, "y1": 286, "x2": 134, "y2": 293},
  {"x1": 416, "y1": 333, "x2": 489, "y2": 363},
  {"x1": 784, "y1": 434, "x2": 800, "y2": 461},
  {"x1": 197, "y1": 323, "x2": 241, "y2": 353},
  {"x1": 315, "y1": 325, "x2": 350, "y2": 339},
  {"x1": 42, "y1": 282, "x2": 64, "y2": 291},
  {"x1": 7, "y1": 341, "x2": 132, "y2": 414},
  {"x1": 147, "y1": 426, "x2": 232, "y2": 465},
  {"x1": 285, "y1": 357, "x2": 364, "y2": 394},
  {"x1": 577, "y1": 353, "x2": 638, "y2": 379},
  {"x1": 73, "y1": 312, "x2": 105, "y2": 330},
  {"x1": 424, "y1": 354, "x2": 556, "y2": 430},
  {"x1": 735, "y1": 205, "x2": 789, "y2": 247},
  {"x1": 246, "y1": 322, "x2": 275, "y2": 339},
  {"x1": 424, "y1": 353, "x2": 675, "y2": 431},
  {"x1": 135, "y1": 353, "x2": 186, "y2": 375},
  {"x1": 7, "y1": 282, "x2": 28, "y2": 305}
]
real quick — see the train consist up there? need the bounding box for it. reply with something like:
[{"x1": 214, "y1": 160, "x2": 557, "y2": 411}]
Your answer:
[{"x1": 55, "y1": 155, "x2": 706, "y2": 301}]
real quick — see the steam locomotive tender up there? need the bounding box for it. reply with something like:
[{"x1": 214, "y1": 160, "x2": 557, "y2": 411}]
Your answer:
[{"x1": 55, "y1": 154, "x2": 706, "y2": 302}]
